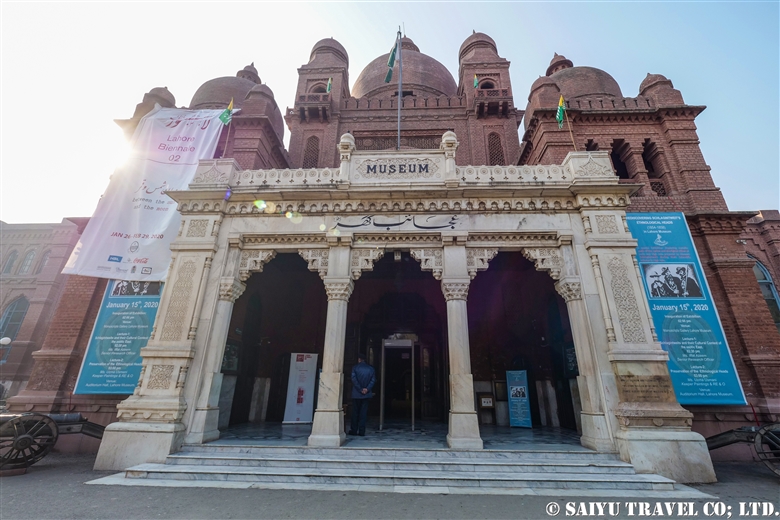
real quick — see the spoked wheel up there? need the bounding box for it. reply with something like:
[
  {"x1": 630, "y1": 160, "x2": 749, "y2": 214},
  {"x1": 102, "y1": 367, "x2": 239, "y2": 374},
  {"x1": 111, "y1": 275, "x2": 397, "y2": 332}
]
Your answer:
[
  {"x1": 0, "y1": 413, "x2": 59, "y2": 470},
  {"x1": 754, "y1": 422, "x2": 780, "y2": 477}
]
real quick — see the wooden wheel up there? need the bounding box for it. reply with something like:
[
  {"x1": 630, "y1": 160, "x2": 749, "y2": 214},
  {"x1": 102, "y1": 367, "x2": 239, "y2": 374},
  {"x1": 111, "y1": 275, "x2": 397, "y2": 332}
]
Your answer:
[
  {"x1": 0, "y1": 414, "x2": 59, "y2": 470},
  {"x1": 754, "y1": 422, "x2": 780, "y2": 477}
]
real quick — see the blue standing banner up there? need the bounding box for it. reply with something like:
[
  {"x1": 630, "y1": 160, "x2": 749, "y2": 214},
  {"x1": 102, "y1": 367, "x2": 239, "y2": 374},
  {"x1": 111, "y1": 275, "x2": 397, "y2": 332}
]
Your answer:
[
  {"x1": 74, "y1": 280, "x2": 162, "y2": 394},
  {"x1": 506, "y1": 370, "x2": 532, "y2": 427},
  {"x1": 626, "y1": 212, "x2": 745, "y2": 405}
]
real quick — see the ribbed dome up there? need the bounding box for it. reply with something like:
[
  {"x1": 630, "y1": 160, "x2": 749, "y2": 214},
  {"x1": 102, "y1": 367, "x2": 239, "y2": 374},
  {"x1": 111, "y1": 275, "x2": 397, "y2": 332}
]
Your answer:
[
  {"x1": 189, "y1": 76, "x2": 257, "y2": 109},
  {"x1": 309, "y1": 38, "x2": 349, "y2": 67},
  {"x1": 549, "y1": 66, "x2": 623, "y2": 99},
  {"x1": 352, "y1": 37, "x2": 457, "y2": 98},
  {"x1": 459, "y1": 32, "x2": 497, "y2": 62}
]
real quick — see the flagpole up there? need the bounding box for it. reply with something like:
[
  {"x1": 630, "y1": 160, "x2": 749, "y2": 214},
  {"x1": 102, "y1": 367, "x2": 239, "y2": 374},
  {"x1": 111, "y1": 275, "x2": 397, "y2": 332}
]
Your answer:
[
  {"x1": 565, "y1": 109, "x2": 577, "y2": 152},
  {"x1": 221, "y1": 120, "x2": 232, "y2": 159},
  {"x1": 396, "y1": 29, "x2": 402, "y2": 150}
]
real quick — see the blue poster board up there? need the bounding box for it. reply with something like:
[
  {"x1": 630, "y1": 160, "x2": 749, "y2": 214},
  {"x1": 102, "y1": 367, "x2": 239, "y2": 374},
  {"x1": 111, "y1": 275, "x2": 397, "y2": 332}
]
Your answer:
[
  {"x1": 625, "y1": 212, "x2": 745, "y2": 405},
  {"x1": 74, "y1": 280, "x2": 162, "y2": 394},
  {"x1": 506, "y1": 370, "x2": 532, "y2": 427}
]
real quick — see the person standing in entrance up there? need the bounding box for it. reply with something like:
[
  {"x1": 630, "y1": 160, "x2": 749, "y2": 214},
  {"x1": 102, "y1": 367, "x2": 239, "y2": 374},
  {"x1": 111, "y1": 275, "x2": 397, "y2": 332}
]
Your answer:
[{"x1": 349, "y1": 354, "x2": 375, "y2": 436}]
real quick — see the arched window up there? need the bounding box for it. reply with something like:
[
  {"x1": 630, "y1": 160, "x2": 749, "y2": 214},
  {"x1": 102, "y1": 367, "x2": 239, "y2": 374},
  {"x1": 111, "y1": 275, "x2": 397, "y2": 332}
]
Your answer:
[
  {"x1": 311, "y1": 85, "x2": 327, "y2": 94},
  {"x1": 488, "y1": 133, "x2": 505, "y2": 166},
  {"x1": 0, "y1": 297, "x2": 29, "y2": 363},
  {"x1": 2, "y1": 251, "x2": 18, "y2": 274},
  {"x1": 480, "y1": 81, "x2": 495, "y2": 90},
  {"x1": 34, "y1": 251, "x2": 51, "y2": 275},
  {"x1": 302, "y1": 136, "x2": 320, "y2": 169},
  {"x1": 751, "y1": 258, "x2": 780, "y2": 334},
  {"x1": 18, "y1": 251, "x2": 36, "y2": 275}
]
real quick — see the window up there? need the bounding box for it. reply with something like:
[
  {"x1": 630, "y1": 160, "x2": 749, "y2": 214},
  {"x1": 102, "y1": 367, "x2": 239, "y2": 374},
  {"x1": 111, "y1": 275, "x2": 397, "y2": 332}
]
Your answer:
[
  {"x1": 18, "y1": 251, "x2": 35, "y2": 275},
  {"x1": 751, "y1": 259, "x2": 780, "y2": 334},
  {"x1": 488, "y1": 133, "x2": 504, "y2": 166},
  {"x1": 480, "y1": 81, "x2": 495, "y2": 89},
  {"x1": 302, "y1": 136, "x2": 320, "y2": 168},
  {"x1": 0, "y1": 297, "x2": 29, "y2": 363},
  {"x1": 2, "y1": 251, "x2": 18, "y2": 274},
  {"x1": 34, "y1": 251, "x2": 51, "y2": 275},
  {"x1": 311, "y1": 85, "x2": 327, "y2": 94}
]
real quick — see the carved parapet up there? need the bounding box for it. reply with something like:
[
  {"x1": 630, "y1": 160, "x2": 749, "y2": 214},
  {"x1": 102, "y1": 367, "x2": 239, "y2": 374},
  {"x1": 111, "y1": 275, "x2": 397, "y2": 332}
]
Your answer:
[
  {"x1": 441, "y1": 281, "x2": 470, "y2": 301},
  {"x1": 324, "y1": 279, "x2": 354, "y2": 301},
  {"x1": 218, "y1": 277, "x2": 246, "y2": 302},
  {"x1": 350, "y1": 248, "x2": 384, "y2": 280},
  {"x1": 339, "y1": 132, "x2": 356, "y2": 162},
  {"x1": 522, "y1": 247, "x2": 563, "y2": 280},
  {"x1": 466, "y1": 248, "x2": 497, "y2": 279},
  {"x1": 554, "y1": 277, "x2": 582, "y2": 302},
  {"x1": 238, "y1": 250, "x2": 276, "y2": 281},
  {"x1": 189, "y1": 159, "x2": 241, "y2": 188},
  {"x1": 562, "y1": 151, "x2": 618, "y2": 183},
  {"x1": 410, "y1": 248, "x2": 443, "y2": 280},
  {"x1": 299, "y1": 249, "x2": 329, "y2": 279}
]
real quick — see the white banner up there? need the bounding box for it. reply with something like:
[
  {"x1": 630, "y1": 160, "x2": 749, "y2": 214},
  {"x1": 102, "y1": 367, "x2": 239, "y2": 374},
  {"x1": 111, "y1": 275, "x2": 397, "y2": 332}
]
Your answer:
[
  {"x1": 283, "y1": 353, "x2": 319, "y2": 424},
  {"x1": 63, "y1": 106, "x2": 225, "y2": 281}
]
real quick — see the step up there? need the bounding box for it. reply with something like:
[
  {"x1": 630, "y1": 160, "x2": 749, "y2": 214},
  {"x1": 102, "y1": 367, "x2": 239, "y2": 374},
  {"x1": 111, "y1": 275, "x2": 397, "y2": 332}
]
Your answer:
[
  {"x1": 165, "y1": 453, "x2": 636, "y2": 474},
  {"x1": 125, "y1": 463, "x2": 674, "y2": 490}
]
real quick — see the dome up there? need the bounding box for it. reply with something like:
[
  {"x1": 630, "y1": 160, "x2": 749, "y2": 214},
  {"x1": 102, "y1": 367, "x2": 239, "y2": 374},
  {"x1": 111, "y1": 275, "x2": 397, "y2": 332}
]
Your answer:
[
  {"x1": 352, "y1": 37, "x2": 457, "y2": 98},
  {"x1": 309, "y1": 38, "x2": 349, "y2": 67},
  {"x1": 639, "y1": 73, "x2": 673, "y2": 94},
  {"x1": 147, "y1": 87, "x2": 175, "y2": 107},
  {"x1": 459, "y1": 32, "x2": 497, "y2": 62},
  {"x1": 246, "y1": 84, "x2": 284, "y2": 141},
  {"x1": 529, "y1": 75, "x2": 557, "y2": 94},
  {"x1": 237, "y1": 62, "x2": 261, "y2": 84},
  {"x1": 546, "y1": 53, "x2": 573, "y2": 76},
  {"x1": 189, "y1": 76, "x2": 257, "y2": 109},
  {"x1": 549, "y1": 66, "x2": 623, "y2": 99}
]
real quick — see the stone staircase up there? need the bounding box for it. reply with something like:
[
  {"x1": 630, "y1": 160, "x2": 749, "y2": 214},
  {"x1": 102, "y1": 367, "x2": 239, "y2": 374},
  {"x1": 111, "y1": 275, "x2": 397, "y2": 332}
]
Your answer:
[{"x1": 122, "y1": 444, "x2": 677, "y2": 492}]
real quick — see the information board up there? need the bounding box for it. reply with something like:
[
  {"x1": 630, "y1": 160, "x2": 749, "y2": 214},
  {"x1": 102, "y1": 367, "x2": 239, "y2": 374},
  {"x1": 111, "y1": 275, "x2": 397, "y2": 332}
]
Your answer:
[
  {"x1": 506, "y1": 370, "x2": 532, "y2": 428},
  {"x1": 283, "y1": 353, "x2": 318, "y2": 424},
  {"x1": 626, "y1": 212, "x2": 745, "y2": 405},
  {"x1": 74, "y1": 280, "x2": 162, "y2": 394}
]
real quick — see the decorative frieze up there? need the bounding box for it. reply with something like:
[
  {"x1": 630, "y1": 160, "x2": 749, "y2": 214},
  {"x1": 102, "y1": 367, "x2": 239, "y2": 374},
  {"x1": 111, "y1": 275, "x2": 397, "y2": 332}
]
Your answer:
[
  {"x1": 441, "y1": 282, "x2": 470, "y2": 301},
  {"x1": 324, "y1": 280, "x2": 354, "y2": 301},
  {"x1": 595, "y1": 215, "x2": 620, "y2": 234},
  {"x1": 466, "y1": 248, "x2": 498, "y2": 279},
  {"x1": 238, "y1": 250, "x2": 276, "y2": 281},
  {"x1": 350, "y1": 249, "x2": 385, "y2": 280},
  {"x1": 146, "y1": 365, "x2": 175, "y2": 390},
  {"x1": 522, "y1": 247, "x2": 563, "y2": 280},
  {"x1": 159, "y1": 260, "x2": 197, "y2": 342},
  {"x1": 186, "y1": 219, "x2": 209, "y2": 237},
  {"x1": 410, "y1": 249, "x2": 443, "y2": 280},
  {"x1": 607, "y1": 256, "x2": 647, "y2": 343},
  {"x1": 299, "y1": 249, "x2": 329, "y2": 279}
]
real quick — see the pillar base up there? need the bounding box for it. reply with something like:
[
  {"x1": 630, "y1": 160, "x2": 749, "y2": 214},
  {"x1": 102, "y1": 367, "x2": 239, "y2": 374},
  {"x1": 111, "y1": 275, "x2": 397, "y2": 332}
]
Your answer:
[
  {"x1": 184, "y1": 406, "x2": 221, "y2": 444},
  {"x1": 447, "y1": 411, "x2": 483, "y2": 450},
  {"x1": 94, "y1": 422, "x2": 184, "y2": 471},
  {"x1": 307, "y1": 409, "x2": 346, "y2": 447},
  {"x1": 579, "y1": 412, "x2": 617, "y2": 452},
  {"x1": 616, "y1": 428, "x2": 716, "y2": 483}
]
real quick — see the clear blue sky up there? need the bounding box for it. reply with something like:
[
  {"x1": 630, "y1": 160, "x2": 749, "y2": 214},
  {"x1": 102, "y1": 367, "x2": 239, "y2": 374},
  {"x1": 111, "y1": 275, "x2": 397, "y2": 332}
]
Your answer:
[{"x1": 1, "y1": 2, "x2": 777, "y2": 223}]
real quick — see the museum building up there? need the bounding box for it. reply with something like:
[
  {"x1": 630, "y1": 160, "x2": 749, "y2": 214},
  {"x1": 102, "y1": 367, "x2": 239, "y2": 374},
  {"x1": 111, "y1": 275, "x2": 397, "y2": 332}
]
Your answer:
[{"x1": 5, "y1": 33, "x2": 780, "y2": 483}]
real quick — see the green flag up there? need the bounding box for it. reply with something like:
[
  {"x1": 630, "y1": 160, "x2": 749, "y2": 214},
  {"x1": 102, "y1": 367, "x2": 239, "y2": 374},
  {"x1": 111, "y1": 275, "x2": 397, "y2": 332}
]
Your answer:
[
  {"x1": 219, "y1": 98, "x2": 234, "y2": 125},
  {"x1": 474, "y1": 74, "x2": 479, "y2": 88},
  {"x1": 384, "y1": 40, "x2": 397, "y2": 83},
  {"x1": 556, "y1": 95, "x2": 566, "y2": 129},
  {"x1": 326, "y1": 77, "x2": 332, "y2": 93}
]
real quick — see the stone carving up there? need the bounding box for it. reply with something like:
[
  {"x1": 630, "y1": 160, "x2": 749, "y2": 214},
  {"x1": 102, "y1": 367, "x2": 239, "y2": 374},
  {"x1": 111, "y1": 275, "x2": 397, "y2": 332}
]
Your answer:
[
  {"x1": 595, "y1": 215, "x2": 620, "y2": 234},
  {"x1": 219, "y1": 277, "x2": 246, "y2": 302},
  {"x1": 522, "y1": 247, "x2": 563, "y2": 280},
  {"x1": 607, "y1": 256, "x2": 647, "y2": 343},
  {"x1": 239, "y1": 250, "x2": 276, "y2": 281},
  {"x1": 232, "y1": 168, "x2": 339, "y2": 187},
  {"x1": 355, "y1": 158, "x2": 440, "y2": 179},
  {"x1": 192, "y1": 165, "x2": 230, "y2": 184},
  {"x1": 574, "y1": 155, "x2": 614, "y2": 177},
  {"x1": 350, "y1": 249, "x2": 385, "y2": 280},
  {"x1": 186, "y1": 219, "x2": 209, "y2": 237},
  {"x1": 147, "y1": 365, "x2": 175, "y2": 390},
  {"x1": 299, "y1": 249, "x2": 329, "y2": 279},
  {"x1": 160, "y1": 260, "x2": 197, "y2": 341},
  {"x1": 466, "y1": 248, "x2": 498, "y2": 279},
  {"x1": 554, "y1": 280, "x2": 582, "y2": 302},
  {"x1": 410, "y1": 249, "x2": 443, "y2": 280},
  {"x1": 176, "y1": 366, "x2": 188, "y2": 389},
  {"x1": 324, "y1": 280, "x2": 354, "y2": 301},
  {"x1": 441, "y1": 282, "x2": 470, "y2": 301}
]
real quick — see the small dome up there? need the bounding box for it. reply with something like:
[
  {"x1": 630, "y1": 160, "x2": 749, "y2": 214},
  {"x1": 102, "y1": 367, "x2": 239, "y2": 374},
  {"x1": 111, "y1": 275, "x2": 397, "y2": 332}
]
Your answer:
[
  {"x1": 529, "y1": 75, "x2": 557, "y2": 94},
  {"x1": 237, "y1": 62, "x2": 261, "y2": 84},
  {"x1": 639, "y1": 73, "x2": 673, "y2": 94},
  {"x1": 546, "y1": 53, "x2": 573, "y2": 76},
  {"x1": 459, "y1": 31, "x2": 497, "y2": 62},
  {"x1": 189, "y1": 76, "x2": 257, "y2": 109},
  {"x1": 352, "y1": 37, "x2": 456, "y2": 98},
  {"x1": 309, "y1": 38, "x2": 349, "y2": 67},
  {"x1": 549, "y1": 66, "x2": 622, "y2": 99},
  {"x1": 147, "y1": 87, "x2": 175, "y2": 107},
  {"x1": 245, "y1": 84, "x2": 284, "y2": 141}
]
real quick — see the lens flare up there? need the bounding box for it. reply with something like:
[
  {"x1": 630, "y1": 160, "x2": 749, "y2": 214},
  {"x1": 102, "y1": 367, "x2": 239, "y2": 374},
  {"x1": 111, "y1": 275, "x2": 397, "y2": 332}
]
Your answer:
[
  {"x1": 254, "y1": 199, "x2": 266, "y2": 210},
  {"x1": 290, "y1": 212, "x2": 303, "y2": 224},
  {"x1": 285, "y1": 211, "x2": 293, "y2": 218},
  {"x1": 265, "y1": 201, "x2": 276, "y2": 213},
  {"x1": 319, "y1": 224, "x2": 326, "y2": 231}
]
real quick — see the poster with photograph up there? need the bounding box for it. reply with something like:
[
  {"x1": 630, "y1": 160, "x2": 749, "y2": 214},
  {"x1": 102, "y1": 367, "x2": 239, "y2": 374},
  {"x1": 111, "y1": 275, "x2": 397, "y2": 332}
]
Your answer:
[
  {"x1": 74, "y1": 279, "x2": 163, "y2": 394},
  {"x1": 506, "y1": 370, "x2": 532, "y2": 428},
  {"x1": 626, "y1": 212, "x2": 745, "y2": 405}
]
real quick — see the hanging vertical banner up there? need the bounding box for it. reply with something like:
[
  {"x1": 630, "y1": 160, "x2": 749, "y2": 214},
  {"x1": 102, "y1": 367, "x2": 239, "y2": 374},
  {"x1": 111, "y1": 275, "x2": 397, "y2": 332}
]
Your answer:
[
  {"x1": 626, "y1": 212, "x2": 746, "y2": 405},
  {"x1": 506, "y1": 370, "x2": 532, "y2": 428},
  {"x1": 63, "y1": 106, "x2": 225, "y2": 281},
  {"x1": 283, "y1": 353, "x2": 319, "y2": 424},
  {"x1": 74, "y1": 279, "x2": 163, "y2": 394}
]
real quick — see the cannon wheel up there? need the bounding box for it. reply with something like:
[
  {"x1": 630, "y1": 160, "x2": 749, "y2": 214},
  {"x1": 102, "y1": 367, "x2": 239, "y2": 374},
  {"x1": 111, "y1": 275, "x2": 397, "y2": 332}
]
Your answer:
[
  {"x1": 754, "y1": 422, "x2": 780, "y2": 477},
  {"x1": 0, "y1": 414, "x2": 59, "y2": 470}
]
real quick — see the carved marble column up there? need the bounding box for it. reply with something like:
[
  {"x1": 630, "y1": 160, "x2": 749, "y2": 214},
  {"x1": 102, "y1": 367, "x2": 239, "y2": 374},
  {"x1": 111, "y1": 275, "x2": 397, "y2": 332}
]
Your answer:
[{"x1": 307, "y1": 245, "x2": 352, "y2": 447}]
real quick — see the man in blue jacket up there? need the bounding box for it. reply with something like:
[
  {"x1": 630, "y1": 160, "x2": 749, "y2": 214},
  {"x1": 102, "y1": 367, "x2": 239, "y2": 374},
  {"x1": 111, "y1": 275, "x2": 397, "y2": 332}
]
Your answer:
[{"x1": 349, "y1": 353, "x2": 376, "y2": 436}]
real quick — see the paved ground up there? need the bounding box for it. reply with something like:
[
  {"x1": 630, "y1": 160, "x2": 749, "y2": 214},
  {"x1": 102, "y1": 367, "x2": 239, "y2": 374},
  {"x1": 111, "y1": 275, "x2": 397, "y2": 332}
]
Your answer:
[{"x1": 1, "y1": 453, "x2": 777, "y2": 519}]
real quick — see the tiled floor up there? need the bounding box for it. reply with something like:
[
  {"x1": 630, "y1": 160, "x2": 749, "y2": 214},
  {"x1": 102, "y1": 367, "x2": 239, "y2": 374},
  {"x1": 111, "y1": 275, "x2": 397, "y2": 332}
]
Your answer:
[{"x1": 215, "y1": 419, "x2": 587, "y2": 451}]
